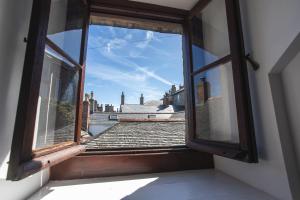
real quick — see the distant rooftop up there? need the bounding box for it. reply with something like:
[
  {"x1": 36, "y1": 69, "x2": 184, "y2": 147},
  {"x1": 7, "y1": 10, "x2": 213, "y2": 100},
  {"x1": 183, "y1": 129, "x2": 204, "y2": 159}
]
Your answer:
[
  {"x1": 85, "y1": 121, "x2": 186, "y2": 149},
  {"x1": 120, "y1": 104, "x2": 175, "y2": 113},
  {"x1": 170, "y1": 87, "x2": 184, "y2": 96}
]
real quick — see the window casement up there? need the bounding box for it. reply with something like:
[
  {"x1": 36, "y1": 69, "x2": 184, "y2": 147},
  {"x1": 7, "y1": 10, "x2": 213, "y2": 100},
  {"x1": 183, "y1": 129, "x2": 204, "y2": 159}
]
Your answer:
[
  {"x1": 184, "y1": 0, "x2": 258, "y2": 162},
  {"x1": 8, "y1": 0, "x2": 89, "y2": 180},
  {"x1": 8, "y1": 0, "x2": 257, "y2": 181}
]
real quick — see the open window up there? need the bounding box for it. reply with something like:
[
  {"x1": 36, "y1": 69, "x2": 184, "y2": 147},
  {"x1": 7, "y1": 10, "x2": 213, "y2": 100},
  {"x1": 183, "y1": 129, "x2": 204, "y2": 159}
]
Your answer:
[
  {"x1": 7, "y1": 0, "x2": 89, "y2": 180},
  {"x1": 184, "y1": 0, "x2": 257, "y2": 162},
  {"x1": 80, "y1": 14, "x2": 186, "y2": 150},
  {"x1": 8, "y1": 0, "x2": 257, "y2": 181}
]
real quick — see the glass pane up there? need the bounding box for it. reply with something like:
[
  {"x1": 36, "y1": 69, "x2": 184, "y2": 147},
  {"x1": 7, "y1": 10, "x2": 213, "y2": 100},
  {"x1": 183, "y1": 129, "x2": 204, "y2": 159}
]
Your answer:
[
  {"x1": 193, "y1": 62, "x2": 239, "y2": 143},
  {"x1": 191, "y1": 0, "x2": 230, "y2": 71},
  {"x1": 47, "y1": 0, "x2": 85, "y2": 62},
  {"x1": 32, "y1": 45, "x2": 79, "y2": 150},
  {"x1": 81, "y1": 24, "x2": 186, "y2": 149}
]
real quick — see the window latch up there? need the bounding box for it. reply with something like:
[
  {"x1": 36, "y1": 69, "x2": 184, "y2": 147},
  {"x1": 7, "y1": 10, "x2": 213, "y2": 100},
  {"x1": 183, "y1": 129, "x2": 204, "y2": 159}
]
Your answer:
[{"x1": 245, "y1": 53, "x2": 259, "y2": 71}]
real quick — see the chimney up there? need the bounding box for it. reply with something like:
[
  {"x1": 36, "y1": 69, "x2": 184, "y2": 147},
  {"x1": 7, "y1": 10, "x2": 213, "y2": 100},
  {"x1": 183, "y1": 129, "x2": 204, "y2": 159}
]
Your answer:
[
  {"x1": 84, "y1": 93, "x2": 89, "y2": 101},
  {"x1": 140, "y1": 93, "x2": 144, "y2": 105},
  {"x1": 163, "y1": 92, "x2": 170, "y2": 106},
  {"x1": 171, "y1": 85, "x2": 176, "y2": 94},
  {"x1": 197, "y1": 77, "x2": 210, "y2": 104},
  {"x1": 89, "y1": 91, "x2": 95, "y2": 114},
  {"x1": 82, "y1": 94, "x2": 90, "y2": 131},
  {"x1": 121, "y1": 91, "x2": 125, "y2": 105},
  {"x1": 90, "y1": 91, "x2": 94, "y2": 99}
]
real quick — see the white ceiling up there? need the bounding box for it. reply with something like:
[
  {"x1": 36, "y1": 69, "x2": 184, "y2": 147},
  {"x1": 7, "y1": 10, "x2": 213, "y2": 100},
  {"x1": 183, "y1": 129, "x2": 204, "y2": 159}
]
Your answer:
[{"x1": 130, "y1": 0, "x2": 198, "y2": 10}]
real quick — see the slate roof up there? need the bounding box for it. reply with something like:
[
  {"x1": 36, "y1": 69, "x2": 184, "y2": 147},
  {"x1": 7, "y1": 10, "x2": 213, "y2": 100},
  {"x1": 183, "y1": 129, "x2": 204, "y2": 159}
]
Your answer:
[
  {"x1": 85, "y1": 121, "x2": 186, "y2": 149},
  {"x1": 170, "y1": 87, "x2": 184, "y2": 96}
]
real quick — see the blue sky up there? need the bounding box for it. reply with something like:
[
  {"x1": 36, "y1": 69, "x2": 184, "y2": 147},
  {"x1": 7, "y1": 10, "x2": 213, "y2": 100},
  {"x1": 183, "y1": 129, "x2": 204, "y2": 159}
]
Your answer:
[{"x1": 84, "y1": 25, "x2": 184, "y2": 107}]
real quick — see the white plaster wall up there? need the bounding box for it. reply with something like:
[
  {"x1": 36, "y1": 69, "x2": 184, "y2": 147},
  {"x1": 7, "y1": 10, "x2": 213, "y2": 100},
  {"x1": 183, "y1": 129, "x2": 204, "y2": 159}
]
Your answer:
[
  {"x1": 281, "y1": 52, "x2": 300, "y2": 173},
  {"x1": 214, "y1": 0, "x2": 300, "y2": 200},
  {"x1": 0, "y1": 0, "x2": 49, "y2": 199}
]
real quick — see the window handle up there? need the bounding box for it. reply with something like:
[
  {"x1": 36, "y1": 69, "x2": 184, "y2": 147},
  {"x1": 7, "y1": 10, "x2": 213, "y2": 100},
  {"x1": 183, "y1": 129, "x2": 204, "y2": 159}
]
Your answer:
[{"x1": 245, "y1": 53, "x2": 260, "y2": 71}]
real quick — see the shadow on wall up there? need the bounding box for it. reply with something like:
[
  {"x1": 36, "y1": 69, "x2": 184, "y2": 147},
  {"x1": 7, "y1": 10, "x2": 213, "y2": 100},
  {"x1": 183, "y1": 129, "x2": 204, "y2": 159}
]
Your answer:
[
  {"x1": 269, "y1": 32, "x2": 300, "y2": 200},
  {"x1": 0, "y1": 0, "x2": 31, "y2": 178},
  {"x1": 238, "y1": 0, "x2": 268, "y2": 160}
]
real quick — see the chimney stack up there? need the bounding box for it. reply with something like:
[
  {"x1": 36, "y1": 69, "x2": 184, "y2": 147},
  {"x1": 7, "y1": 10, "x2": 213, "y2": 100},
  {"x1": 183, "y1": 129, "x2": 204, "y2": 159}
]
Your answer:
[
  {"x1": 171, "y1": 85, "x2": 176, "y2": 94},
  {"x1": 140, "y1": 93, "x2": 144, "y2": 105},
  {"x1": 121, "y1": 91, "x2": 125, "y2": 105},
  {"x1": 90, "y1": 91, "x2": 94, "y2": 99},
  {"x1": 89, "y1": 91, "x2": 95, "y2": 114}
]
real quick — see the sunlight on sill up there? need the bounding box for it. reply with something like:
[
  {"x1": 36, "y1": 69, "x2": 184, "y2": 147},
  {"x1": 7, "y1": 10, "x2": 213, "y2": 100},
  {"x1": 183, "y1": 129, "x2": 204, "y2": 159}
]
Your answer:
[{"x1": 29, "y1": 176, "x2": 158, "y2": 200}]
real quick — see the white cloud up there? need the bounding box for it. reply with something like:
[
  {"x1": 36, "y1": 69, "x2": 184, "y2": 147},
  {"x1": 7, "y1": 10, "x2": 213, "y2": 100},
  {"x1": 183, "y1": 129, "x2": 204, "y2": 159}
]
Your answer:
[
  {"x1": 89, "y1": 32, "x2": 170, "y2": 58},
  {"x1": 92, "y1": 40, "x2": 173, "y2": 86},
  {"x1": 87, "y1": 64, "x2": 146, "y2": 83},
  {"x1": 136, "y1": 31, "x2": 154, "y2": 49},
  {"x1": 146, "y1": 31, "x2": 154, "y2": 40},
  {"x1": 85, "y1": 82, "x2": 104, "y2": 89},
  {"x1": 127, "y1": 50, "x2": 147, "y2": 59},
  {"x1": 86, "y1": 29, "x2": 183, "y2": 105},
  {"x1": 88, "y1": 32, "x2": 173, "y2": 87},
  {"x1": 137, "y1": 67, "x2": 172, "y2": 86},
  {"x1": 148, "y1": 45, "x2": 171, "y2": 57},
  {"x1": 86, "y1": 63, "x2": 163, "y2": 101},
  {"x1": 105, "y1": 38, "x2": 127, "y2": 53},
  {"x1": 124, "y1": 33, "x2": 133, "y2": 40},
  {"x1": 106, "y1": 43, "x2": 111, "y2": 53}
]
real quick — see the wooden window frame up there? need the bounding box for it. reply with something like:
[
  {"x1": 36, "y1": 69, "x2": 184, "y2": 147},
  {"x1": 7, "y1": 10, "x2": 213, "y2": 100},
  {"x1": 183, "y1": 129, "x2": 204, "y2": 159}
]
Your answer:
[
  {"x1": 8, "y1": 0, "x2": 192, "y2": 181},
  {"x1": 80, "y1": 0, "x2": 257, "y2": 163},
  {"x1": 50, "y1": 147, "x2": 214, "y2": 180},
  {"x1": 184, "y1": 0, "x2": 258, "y2": 162},
  {"x1": 7, "y1": 0, "x2": 89, "y2": 180},
  {"x1": 8, "y1": 0, "x2": 257, "y2": 181},
  {"x1": 83, "y1": 0, "x2": 190, "y2": 152}
]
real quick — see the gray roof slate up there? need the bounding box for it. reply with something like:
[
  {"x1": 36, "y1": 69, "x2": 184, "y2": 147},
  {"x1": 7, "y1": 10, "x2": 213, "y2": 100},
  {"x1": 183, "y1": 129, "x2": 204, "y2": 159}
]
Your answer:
[{"x1": 85, "y1": 121, "x2": 186, "y2": 149}]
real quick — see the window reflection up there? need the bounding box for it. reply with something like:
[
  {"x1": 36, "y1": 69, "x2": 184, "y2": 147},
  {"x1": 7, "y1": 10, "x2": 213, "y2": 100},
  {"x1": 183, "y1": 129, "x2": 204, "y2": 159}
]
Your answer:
[
  {"x1": 191, "y1": 0, "x2": 230, "y2": 71},
  {"x1": 47, "y1": 0, "x2": 85, "y2": 62},
  {"x1": 193, "y1": 62, "x2": 239, "y2": 143},
  {"x1": 32, "y1": 45, "x2": 79, "y2": 149}
]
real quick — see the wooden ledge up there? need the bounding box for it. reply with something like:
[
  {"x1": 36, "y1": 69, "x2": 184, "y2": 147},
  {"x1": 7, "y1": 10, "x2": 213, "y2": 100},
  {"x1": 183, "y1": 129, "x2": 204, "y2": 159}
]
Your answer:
[
  {"x1": 50, "y1": 148, "x2": 213, "y2": 180},
  {"x1": 14, "y1": 145, "x2": 85, "y2": 180}
]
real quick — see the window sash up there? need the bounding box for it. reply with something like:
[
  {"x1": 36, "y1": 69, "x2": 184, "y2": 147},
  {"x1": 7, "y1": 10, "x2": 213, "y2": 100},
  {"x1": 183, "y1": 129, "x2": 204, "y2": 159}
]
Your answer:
[
  {"x1": 7, "y1": 0, "x2": 89, "y2": 180},
  {"x1": 185, "y1": 0, "x2": 257, "y2": 162}
]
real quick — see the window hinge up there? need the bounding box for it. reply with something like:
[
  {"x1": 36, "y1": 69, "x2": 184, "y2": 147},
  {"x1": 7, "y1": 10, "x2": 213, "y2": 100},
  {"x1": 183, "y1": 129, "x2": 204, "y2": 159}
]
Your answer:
[{"x1": 245, "y1": 53, "x2": 259, "y2": 71}]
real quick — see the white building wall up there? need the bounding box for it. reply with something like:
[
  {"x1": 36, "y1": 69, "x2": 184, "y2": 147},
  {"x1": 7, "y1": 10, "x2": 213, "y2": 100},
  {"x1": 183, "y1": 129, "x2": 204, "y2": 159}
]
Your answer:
[
  {"x1": 214, "y1": 0, "x2": 300, "y2": 200},
  {"x1": 0, "y1": 0, "x2": 49, "y2": 199}
]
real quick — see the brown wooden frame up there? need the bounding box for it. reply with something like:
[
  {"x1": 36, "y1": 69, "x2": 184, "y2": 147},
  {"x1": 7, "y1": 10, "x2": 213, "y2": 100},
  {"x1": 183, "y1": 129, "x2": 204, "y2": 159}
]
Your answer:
[
  {"x1": 185, "y1": 0, "x2": 258, "y2": 162},
  {"x1": 7, "y1": 0, "x2": 90, "y2": 180},
  {"x1": 8, "y1": 0, "x2": 257, "y2": 181},
  {"x1": 75, "y1": 1, "x2": 90, "y2": 144},
  {"x1": 89, "y1": 0, "x2": 188, "y2": 24},
  {"x1": 85, "y1": 0, "x2": 192, "y2": 150},
  {"x1": 7, "y1": 0, "x2": 194, "y2": 181},
  {"x1": 83, "y1": 0, "x2": 257, "y2": 164},
  {"x1": 45, "y1": 38, "x2": 82, "y2": 70},
  {"x1": 50, "y1": 147, "x2": 213, "y2": 180}
]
